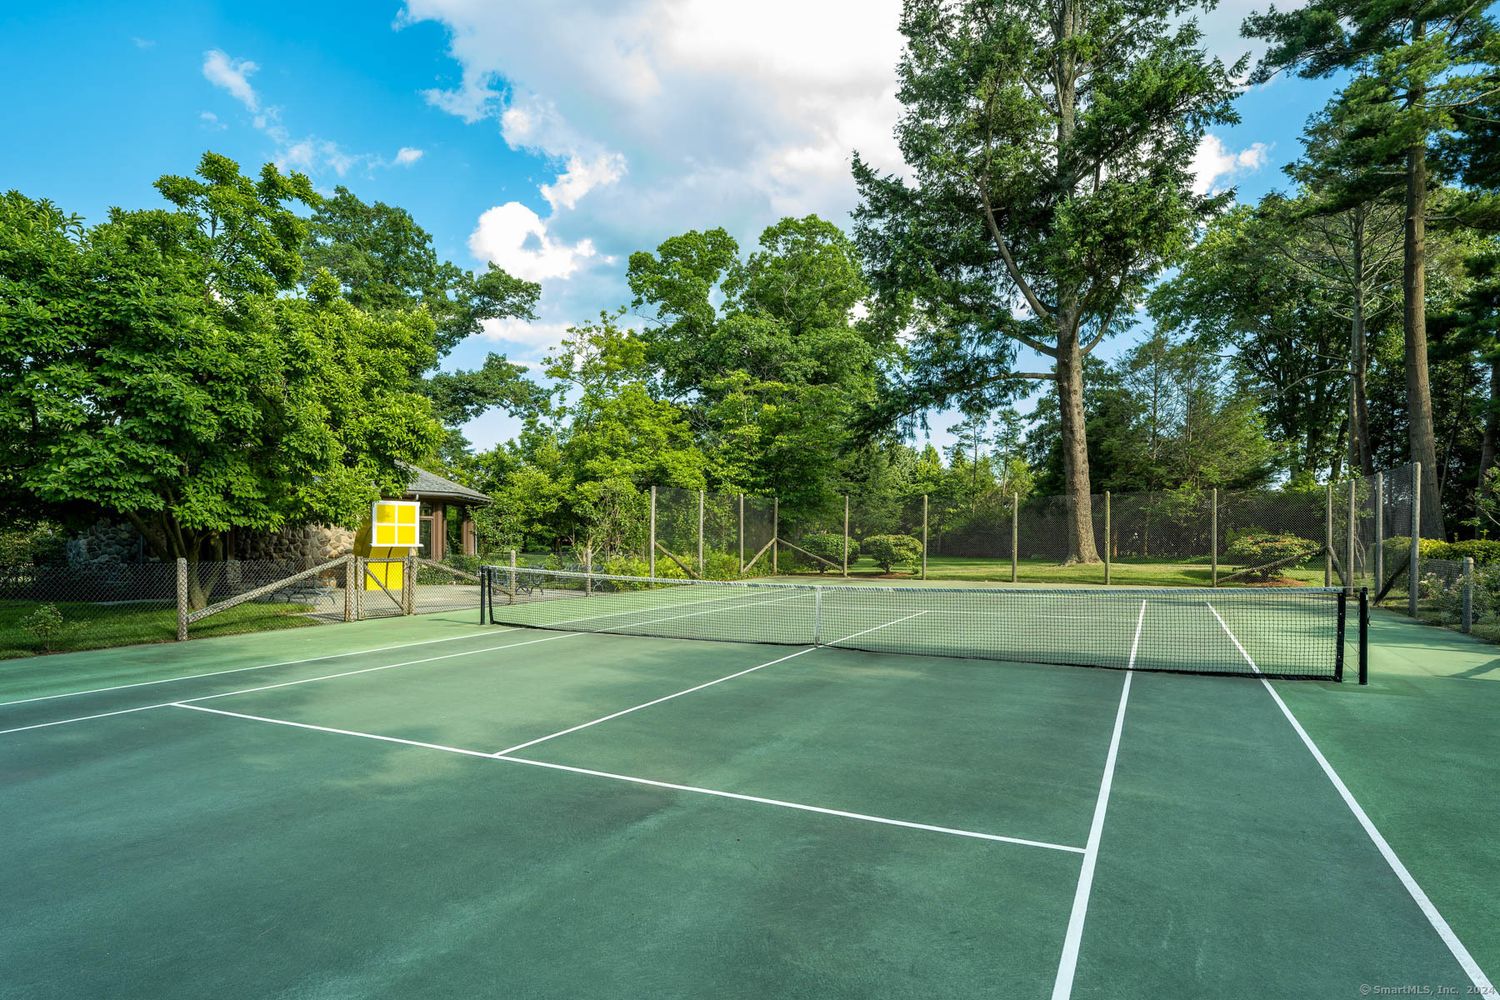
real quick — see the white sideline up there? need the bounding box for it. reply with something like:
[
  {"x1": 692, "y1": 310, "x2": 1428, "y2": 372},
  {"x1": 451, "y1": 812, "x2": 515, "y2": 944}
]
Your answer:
[
  {"x1": 821, "y1": 610, "x2": 929, "y2": 646},
  {"x1": 0, "y1": 629, "x2": 517, "y2": 709},
  {"x1": 1207, "y1": 602, "x2": 1495, "y2": 994},
  {"x1": 172, "y1": 702, "x2": 1085, "y2": 854},
  {"x1": 1050, "y1": 599, "x2": 1146, "y2": 1000}
]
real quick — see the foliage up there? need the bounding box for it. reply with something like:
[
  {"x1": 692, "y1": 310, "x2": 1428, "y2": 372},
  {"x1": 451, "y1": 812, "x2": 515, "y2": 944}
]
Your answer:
[
  {"x1": 863, "y1": 534, "x2": 923, "y2": 574},
  {"x1": 1384, "y1": 536, "x2": 1500, "y2": 567},
  {"x1": 795, "y1": 533, "x2": 856, "y2": 573},
  {"x1": 0, "y1": 522, "x2": 67, "y2": 566},
  {"x1": 1225, "y1": 533, "x2": 1321, "y2": 579},
  {"x1": 21, "y1": 603, "x2": 65, "y2": 651}
]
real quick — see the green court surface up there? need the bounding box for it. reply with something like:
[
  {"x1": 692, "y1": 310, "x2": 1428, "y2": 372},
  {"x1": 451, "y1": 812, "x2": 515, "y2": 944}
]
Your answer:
[{"x1": 1, "y1": 595, "x2": 1495, "y2": 998}]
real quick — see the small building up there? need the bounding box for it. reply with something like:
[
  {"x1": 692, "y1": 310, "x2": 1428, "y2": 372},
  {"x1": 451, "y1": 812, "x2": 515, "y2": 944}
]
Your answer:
[{"x1": 400, "y1": 464, "x2": 491, "y2": 559}]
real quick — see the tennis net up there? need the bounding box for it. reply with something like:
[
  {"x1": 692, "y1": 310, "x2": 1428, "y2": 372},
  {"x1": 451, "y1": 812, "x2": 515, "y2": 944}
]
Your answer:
[{"x1": 480, "y1": 566, "x2": 1366, "y2": 681}]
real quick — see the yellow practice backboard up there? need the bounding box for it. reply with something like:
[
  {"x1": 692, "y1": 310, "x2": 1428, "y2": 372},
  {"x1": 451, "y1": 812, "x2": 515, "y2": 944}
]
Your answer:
[{"x1": 370, "y1": 500, "x2": 420, "y2": 549}]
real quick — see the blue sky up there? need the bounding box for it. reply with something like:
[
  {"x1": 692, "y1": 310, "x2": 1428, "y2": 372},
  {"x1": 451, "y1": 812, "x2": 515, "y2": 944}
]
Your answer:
[{"x1": 0, "y1": 1, "x2": 1340, "y2": 455}]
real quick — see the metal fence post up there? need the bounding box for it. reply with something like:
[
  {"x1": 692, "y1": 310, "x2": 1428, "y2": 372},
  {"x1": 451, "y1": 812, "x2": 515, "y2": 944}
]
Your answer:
[
  {"x1": 697, "y1": 488, "x2": 705, "y2": 577},
  {"x1": 355, "y1": 557, "x2": 365, "y2": 620},
  {"x1": 1463, "y1": 556, "x2": 1474, "y2": 633},
  {"x1": 508, "y1": 549, "x2": 517, "y2": 595},
  {"x1": 343, "y1": 556, "x2": 355, "y2": 622},
  {"x1": 772, "y1": 498, "x2": 779, "y2": 575},
  {"x1": 738, "y1": 494, "x2": 745, "y2": 575},
  {"x1": 1011, "y1": 492, "x2": 1019, "y2": 584},
  {"x1": 1374, "y1": 473, "x2": 1384, "y2": 590},
  {"x1": 1324, "y1": 483, "x2": 1333, "y2": 587},
  {"x1": 1409, "y1": 462, "x2": 1422, "y2": 617},
  {"x1": 403, "y1": 552, "x2": 416, "y2": 615},
  {"x1": 1103, "y1": 492, "x2": 1111, "y2": 586},
  {"x1": 176, "y1": 557, "x2": 188, "y2": 641},
  {"x1": 1210, "y1": 488, "x2": 1219, "y2": 588},
  {"x1": 1346, "y1": 479, "x2": 1357, "y2": 593},
  {"x1": 843, "y1": 494, "x2": 850, "y2": 578},
  {"x1": 649, "y1": 485, "x2": 657, "y2": 579},
  {"x1": 921, "y1": 494, "x2": 929, "y2": 580}
]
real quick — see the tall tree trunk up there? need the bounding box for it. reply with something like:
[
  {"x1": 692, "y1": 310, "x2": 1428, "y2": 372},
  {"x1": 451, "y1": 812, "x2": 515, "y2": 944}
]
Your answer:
[
  {"x1": 1404, "y1": 141, "x2": 1443, "y2": 537},
  {"x1": 1350, "y1": 218, "x2": 1374, "y2": 476},
  {"x1": 1481, "y1": 355, "x2": 1499, "y2": 480},
  {"x1": 1056, "y1": 324, "x2": 1099, "y2": 563}
]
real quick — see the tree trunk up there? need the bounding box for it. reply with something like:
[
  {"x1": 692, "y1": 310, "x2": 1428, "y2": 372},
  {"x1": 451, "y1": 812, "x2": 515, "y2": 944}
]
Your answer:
[
  {"x1": 1404, "y1": 141, "x2": 1443, "y2": 537},
  {"x1": 1480, "y1": 355, "x2": 1498, "y2": 480},
  {"x1": 1350, "y1": 222, "x2": 1374, "y2": 476},
  {"x1": 1055, "y1": 325, "x2": 1100, "y2": 563}
]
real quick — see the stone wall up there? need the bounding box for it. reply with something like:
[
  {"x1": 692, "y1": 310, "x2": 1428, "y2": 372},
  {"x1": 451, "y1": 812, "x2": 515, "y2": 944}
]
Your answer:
[
  {"x1": 66, "y1": 520, "x2": 146, "y2": 568},
  {"x1": 237, "y1": 524, "x2": 355, "y2": 566}
]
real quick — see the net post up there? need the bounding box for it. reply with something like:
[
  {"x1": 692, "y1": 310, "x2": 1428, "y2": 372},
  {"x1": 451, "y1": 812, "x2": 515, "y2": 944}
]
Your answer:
[
  {"x1": 1103, "y1": 492, "x2": 1111, "y2": 586},
  {"x1": 650, "y1": 485, "x2": 657, "y2": 579},
  {"x1": 1324, "y1": 483, "x2": 1333, "y2": 587},
  {"x1": 843, "y1": 494, "x2": 850, "y2": 578},
  {"x1": 698, "y1": 488, "x2": 705, "y2": 577},
  {"x1": 772, "y1": 497, "x2": 779, "y2": 575},
  {"x1": 812, "y1": 586, "x2": 823, "y2": 646},
  {"x1": 1335, "y1": 589, "x2": 1347, "y2": 682},
  {"x1": 1346, "y1": 479, "x2": 1357, "y2": 594},
  {"x1": 176, "y1": 557, "x2": 188, "y2": 641},
  {"x1": 1409, "y1": 462, "x2": 1421, "y2": 617},
  {"x1": 1463, "y1": 556, "x2": 1474, "y2": 633},
  {"x1": 738, "y1": 494, "x2": 745, "y2": 575},
  {"x1": 1374, "y1": 473, "x2": 1384, "y2": 591},
  {"x1": 1010, "y1": 492, "x2": 1019, "y2": 584},
  {"x1": 921, "y1": 494, "x2": 929, "y2": 580},
  {"x1": 1210, "y1": 488, "x2": 1218, "y2": 588},
  {"x1": 1359, "y1": 587, "x2": 1370, "y2": 685}
]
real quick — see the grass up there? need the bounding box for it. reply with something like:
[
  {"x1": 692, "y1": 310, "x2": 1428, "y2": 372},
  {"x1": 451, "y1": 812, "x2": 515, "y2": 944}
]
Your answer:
[
  {"x1": 779, "y1": 554, "x2": 1330, "y2": 588},
  {"x1": 0, "y1": 600, "x2": 320, "y2": 660}
]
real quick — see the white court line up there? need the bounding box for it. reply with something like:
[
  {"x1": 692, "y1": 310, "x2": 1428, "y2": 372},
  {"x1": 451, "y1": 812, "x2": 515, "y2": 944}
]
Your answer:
[
  {"x1": 1207, "y1": 602, "x2": 1495, "y2": 994},
  {"x1": 1051, "y1": 599, "x2": 1146, "y2": 1000},
  {"x1": 0, "y1": 629, "x2": 518, "y2": 710},
  {"x1": 821, "y1": 610, "x2": 929, "y2": 646},
  {"x1": 0, "y1": 589, "x2": 817, "y2": 739},
  {"x1": 0, "y1": 631, "x2": 577, "y2": 738},
  {"x1": 494, "y1": 646, "x2": 817, "y2": 756},
  {"x1": 172, "y1": 703, "x2": 1084, "y2": 854}
]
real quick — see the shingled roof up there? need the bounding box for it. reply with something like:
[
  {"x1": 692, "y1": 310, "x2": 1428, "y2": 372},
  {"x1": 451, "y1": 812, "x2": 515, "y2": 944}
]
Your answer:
[{"x1": 400, "y1": 463, "x2": 491, "y2": 504}]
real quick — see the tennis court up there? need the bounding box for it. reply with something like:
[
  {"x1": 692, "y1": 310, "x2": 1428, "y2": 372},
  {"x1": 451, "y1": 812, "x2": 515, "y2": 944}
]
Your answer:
[{"x1": 1, "y1": 572, "x2": 1494, "y2": 998}]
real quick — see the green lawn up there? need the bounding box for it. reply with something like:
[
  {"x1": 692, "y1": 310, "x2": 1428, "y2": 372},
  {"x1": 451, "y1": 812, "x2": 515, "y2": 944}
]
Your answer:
[
  {"x1": 781, "y1": 554, "x2": 1330, "y2": 588},
  {"x1": 0, "y1": 600, "x2": 320, "y2": 660}
]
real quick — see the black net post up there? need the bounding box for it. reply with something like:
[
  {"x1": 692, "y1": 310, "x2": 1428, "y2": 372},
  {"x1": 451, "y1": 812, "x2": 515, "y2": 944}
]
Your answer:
[
  {"x1": 1335, "y1": 589, "x2": 1347, "y2": 682},
  {"x1": 1359, "y1": 587, "x2": 1370, "y2": 685}
]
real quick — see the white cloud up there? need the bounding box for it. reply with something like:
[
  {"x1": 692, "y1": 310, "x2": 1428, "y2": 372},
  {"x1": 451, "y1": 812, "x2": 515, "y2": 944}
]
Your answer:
[
  {"x1": 479, "y1": 317, "x2": 574, "y2": 358},
  {"x1": 468, "y1": 202, "x2": 598, "y2": 283},
  {"x1": 202, "y1": 50, "x2": 260, "y2": 112},
  {"x1": 199, "y1": 111, "x2": 226, "y2": 130},
  {"x1": 131, "y1": 36, "x2": 156, "y2": 50},
  {"x1": 540, "y1": 153, "x2": 626, "y2": 211},
  {"x1": 394, "y1": 146, "x2": 425, "y2": 166},
  {"x1": 1192, "y1": 134, "x2": 1270, "y2": 194}
]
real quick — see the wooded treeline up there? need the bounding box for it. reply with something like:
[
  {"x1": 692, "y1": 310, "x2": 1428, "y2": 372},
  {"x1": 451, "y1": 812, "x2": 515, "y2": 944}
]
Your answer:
[{"x1": 3, "y1": 0, "x2": 1497, "y2": 565}]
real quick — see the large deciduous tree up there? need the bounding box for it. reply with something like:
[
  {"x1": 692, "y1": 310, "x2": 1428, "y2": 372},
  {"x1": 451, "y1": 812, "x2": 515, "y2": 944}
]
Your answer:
[
  {"x1": 0, "y1": 155, "x2": 442, "y2": 604},
  {"x1": 1244, "y1": 0, "x2": 1497, "y2": 534},
  {"x1": 853, "y1": 0, "x2": 1241, "y2": 562}
]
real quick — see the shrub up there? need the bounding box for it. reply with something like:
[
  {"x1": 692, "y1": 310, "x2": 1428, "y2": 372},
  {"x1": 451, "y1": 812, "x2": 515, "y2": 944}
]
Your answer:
[
  {"x1": 22, "y1": 603, "x2": 66, "y2": 652},
  {"x1": 1224, "y1": 533, "x2": 1320, "y2": 580},
  {"x1": 863, "y1": 534, "x2": 923, "y2": 573},
  {"x1": 702, "y1": 550, "x2": 742, "y2": 580},
  {"x1": 796, "y1": 533, "x2": 856, "y2": 573}
]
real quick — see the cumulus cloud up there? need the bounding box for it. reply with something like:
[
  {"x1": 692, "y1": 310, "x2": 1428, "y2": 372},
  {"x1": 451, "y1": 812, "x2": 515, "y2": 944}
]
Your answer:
[
  {"x1": 1192, "y1": 134, "x2": 1270, "y2": 195},
  {"x1": 468, "y1": 202, "x2": 598, "y2": 283},
  {"x1": 202, "y1": 49, "x2": 260, "y2": 111},
  {"x1": 394, "y1": 146, "x2": 425, "y2": 166}
]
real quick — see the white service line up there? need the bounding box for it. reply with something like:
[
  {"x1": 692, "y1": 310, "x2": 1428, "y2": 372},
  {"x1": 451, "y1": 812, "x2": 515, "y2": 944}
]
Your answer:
[
  {"x1": 1051, "y1": 598, "x2": 1146, "y2": 1000},
  {"x1": 0, "y1": 629, "x2": 519, "y2": 709},
  {"x1": 1206, "y1": 602, "x2": 1496, "y2": 994},
  {"x1": 0, "y1": 631, "x2": 576, "y2": 738},
  {"x1": 171, "y1": 702, "x2": 1084, "y2": 853},
  {"x1": 821, "y1": 610, "x2": 929, "y2": 646},
  {"x1": 493, "y1": 645, "x2": 817, "y2": 756}
]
